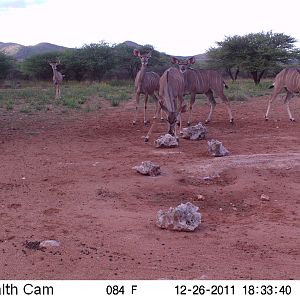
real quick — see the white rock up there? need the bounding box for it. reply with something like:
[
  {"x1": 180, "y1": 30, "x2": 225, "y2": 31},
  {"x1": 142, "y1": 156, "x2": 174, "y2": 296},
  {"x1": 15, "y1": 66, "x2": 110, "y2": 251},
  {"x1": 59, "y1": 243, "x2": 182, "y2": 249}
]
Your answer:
[
  {"x1": 156, "y1": 202, "x2": 201, "y2": 231},
  {"x1": 208, "y1": 139, "x2": 230, "y2": 157},
  {"x1": 154, "y1": 134, "x2": 179, "y2": 148},
  {"x1": 197, "y1": 194, "x2": 205, "y2": 200},
  {"x1": 182, "y1": 123, "x2": 208, "y2": 140},
  {"x1": 260, "y1": 194, "x2": 270, "y2": 201},
  {"x1": 39, "y1": 240, "x2": 60, "y2": 247},
  {"x1": 133, "y1": 161, "x2": 161, "y2": 176}
]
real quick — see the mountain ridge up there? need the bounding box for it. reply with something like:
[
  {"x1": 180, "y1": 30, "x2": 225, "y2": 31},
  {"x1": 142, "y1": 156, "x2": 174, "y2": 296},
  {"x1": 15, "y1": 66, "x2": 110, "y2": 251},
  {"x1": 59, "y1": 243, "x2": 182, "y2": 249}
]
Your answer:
[
  {"x1": 0, "y1": 42, "x2": 70, "y2": 60},
  {"x1": 0, "y1": 40, "x2": 207, "y2": 61}
]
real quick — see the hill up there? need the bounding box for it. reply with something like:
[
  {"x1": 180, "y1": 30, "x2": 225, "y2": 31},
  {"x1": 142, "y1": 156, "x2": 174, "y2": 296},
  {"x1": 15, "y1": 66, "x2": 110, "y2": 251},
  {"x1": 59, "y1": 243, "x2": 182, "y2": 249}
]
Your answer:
[
  {"x1": 0, "y1": 42, "x2": 69, "y2": 60},
  {"x1": 122, "y1": 40, "x2": 141, "y2": 49},
  {"x1": 122, "y1": 40, "x2": 207, "y2": 62},
  {"x1": 0, "y1": 40, "x2": 207, "y2": 62}
]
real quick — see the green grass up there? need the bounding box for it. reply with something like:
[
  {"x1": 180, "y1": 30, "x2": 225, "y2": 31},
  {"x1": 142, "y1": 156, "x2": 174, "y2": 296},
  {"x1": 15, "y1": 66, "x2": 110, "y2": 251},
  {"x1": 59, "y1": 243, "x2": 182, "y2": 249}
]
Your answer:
[
  {"x1": 97, "y1": 81, "x2": 132, "y2": 106},
  {"x1": 225, "y1": 79, "x2": 273, "y2": 101},
  {"x1": 0, "y1": 78, "x2": 275, "y2": 114},
  {"x1": 0, "y1": 80, "x2": 133, "y2": 112},
  {"x1": 5, "y1": 99, "x2": 14, "y2": 110}
]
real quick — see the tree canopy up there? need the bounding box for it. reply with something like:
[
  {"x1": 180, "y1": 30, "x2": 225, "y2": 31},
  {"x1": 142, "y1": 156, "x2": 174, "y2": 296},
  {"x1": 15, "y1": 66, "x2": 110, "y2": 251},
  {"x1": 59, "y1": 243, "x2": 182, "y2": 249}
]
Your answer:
[
  {"x1": 206, "y1": 31, "x2": 300, "y2": 84},
  {"x1": 6, "y1": 33, "x2": 300, "y2": 84},
  {"x1": 20, "y1": 42, "x2": 170, "y2": 81},
  {"x1": 0, "y1": 52, "x2": 15, "y2": 80}
]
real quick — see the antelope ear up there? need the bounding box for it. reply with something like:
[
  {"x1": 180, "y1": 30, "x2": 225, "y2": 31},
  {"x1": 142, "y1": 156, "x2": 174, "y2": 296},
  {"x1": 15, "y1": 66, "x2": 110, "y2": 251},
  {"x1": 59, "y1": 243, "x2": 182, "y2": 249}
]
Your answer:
[
  {"x1": 133, "y1": 49, "x2": 140, "y2": 57},
  {"x1": 147, "y1": 51, "x2": 152, "y2": 58},
  {"x1": 188, "y1": 57, "x2": 195, "y2": 64},
  {"x1": 171, "y1": 57, "x2": 179, "y2": 64}
]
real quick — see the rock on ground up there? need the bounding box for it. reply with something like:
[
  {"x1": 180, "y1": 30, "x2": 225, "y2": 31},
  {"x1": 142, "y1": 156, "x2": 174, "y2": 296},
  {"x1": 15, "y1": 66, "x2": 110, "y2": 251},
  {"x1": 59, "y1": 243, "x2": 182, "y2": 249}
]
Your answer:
[
  {"x1": 39, "y1": 240, "x2": 61, "y2": 247},
  {"x1": 156, "y1": 202, "x2": 202, "y2": 231},
  {"x1": 154, "y1": 134, "x2": 179, "y2": 148},
  {"x1": 133, "y1": 161, "x2": 161, "y2": 176},
  {"x1": 182, "y1": 123, "x2": 208, "y2": 140},
  {"x1": 208, "y1": 139, "x2": 230, "y2": 157}
]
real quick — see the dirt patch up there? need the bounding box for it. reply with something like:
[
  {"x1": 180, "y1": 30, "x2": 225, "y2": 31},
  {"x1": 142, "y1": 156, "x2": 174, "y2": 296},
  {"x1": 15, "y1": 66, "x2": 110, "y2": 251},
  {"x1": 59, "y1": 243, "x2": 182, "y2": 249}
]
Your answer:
[
  {"x1": 0, "y1": 96, "x2": 299, "y2": 279},
  {"x1": 184, "y1": 152, "x2": 300, "y2": 176}
]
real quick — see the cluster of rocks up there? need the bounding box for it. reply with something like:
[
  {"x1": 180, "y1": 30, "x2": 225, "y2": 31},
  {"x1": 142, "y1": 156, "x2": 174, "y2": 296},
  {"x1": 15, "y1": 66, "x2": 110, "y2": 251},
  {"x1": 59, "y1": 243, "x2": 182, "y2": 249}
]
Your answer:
[
  {"x1": 151, "y1": 123, "x2": 229, "y2": 158},
  {"x1": 135, "y1": 123, "x2": 231, "y2": 233}
]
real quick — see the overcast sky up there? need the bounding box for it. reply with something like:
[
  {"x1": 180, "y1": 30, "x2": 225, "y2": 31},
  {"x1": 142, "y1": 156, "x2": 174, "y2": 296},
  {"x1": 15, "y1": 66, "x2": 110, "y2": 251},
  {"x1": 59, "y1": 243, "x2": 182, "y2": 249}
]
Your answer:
[{"x1": 0, "y1": 0, "x2": 300, "y2": 56}]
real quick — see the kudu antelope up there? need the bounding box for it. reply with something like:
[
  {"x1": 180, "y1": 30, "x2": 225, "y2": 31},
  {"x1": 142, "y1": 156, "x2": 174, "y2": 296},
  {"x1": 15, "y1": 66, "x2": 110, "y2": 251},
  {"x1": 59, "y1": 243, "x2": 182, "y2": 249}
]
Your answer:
[
  {"x1": 265, "y1": 67, "x2": 300, "y2": 121},
  {"x1": 145, "y1": 67, "x2": 186, "y2": 142},
  {"x1": 172, "y1": 57, "x2": 233, "y2": 124},
  {"x1": 133, "y1": 49, "x2": 161, "y2": 125},
  {"x1": 49, "y1": 60, "x2": 64, "y2": 99}
]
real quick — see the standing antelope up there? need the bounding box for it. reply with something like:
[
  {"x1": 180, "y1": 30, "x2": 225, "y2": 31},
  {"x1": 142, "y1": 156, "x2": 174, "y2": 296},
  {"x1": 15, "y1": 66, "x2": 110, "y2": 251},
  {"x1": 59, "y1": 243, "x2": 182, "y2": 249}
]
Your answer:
[
  {"x1": 133, "y1": 49, "x2": 161, "y2": 125},
  {"x1": 49, "y1": 61, "x2": 63, "y2": 99},
  {"x1": 172, "y1": 57, "x2": 233, "y2": 124},
  {"x1": 145, "y1": 67, "x2": 186, "y2": 142},
  {"x1": 265, "y1": 67, "x2": 300, "y2": 121}
]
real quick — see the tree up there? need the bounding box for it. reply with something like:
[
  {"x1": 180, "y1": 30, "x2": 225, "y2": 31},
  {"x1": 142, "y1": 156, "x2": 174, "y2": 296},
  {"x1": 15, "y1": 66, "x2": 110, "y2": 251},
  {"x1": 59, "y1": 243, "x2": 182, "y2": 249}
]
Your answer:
[
  {"x1": 22, "y1": 52, "x2": 63, "y2": 80},
  {"x1": 206, "y1": 35, "x2": 246, "y2": 81},
  {"x1": 62, "y1": 49, "x2": 87, "y2": 81},
  {"x1": 20, "y1": 42, "x2": 170, "y2": 82},
  {"x1": 109, "y1": 43, "x2": 169, "y2": 80},
  {"x1": 0, "y1": 52, "x2": 15, "y2": 80},
  {"x1": 111, "y1": 43, "x2": 139, "y2": 79},
  {"x1": 21, "y1": 42, "x2": 115, "y2": 81},
  {"x1": 207, "y1": 31, "x2": 300, "y2": 84},
  {"x1": 79, "y1": 42, "x2": 115, "y2": 81}
]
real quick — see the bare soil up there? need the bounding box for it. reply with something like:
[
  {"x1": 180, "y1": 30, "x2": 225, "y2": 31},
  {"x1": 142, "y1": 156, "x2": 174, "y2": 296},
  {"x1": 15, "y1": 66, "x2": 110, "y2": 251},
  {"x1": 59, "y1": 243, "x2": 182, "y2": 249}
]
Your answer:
[{"x1": 0, "y1": 96, "x2": 299, "y2": 280}]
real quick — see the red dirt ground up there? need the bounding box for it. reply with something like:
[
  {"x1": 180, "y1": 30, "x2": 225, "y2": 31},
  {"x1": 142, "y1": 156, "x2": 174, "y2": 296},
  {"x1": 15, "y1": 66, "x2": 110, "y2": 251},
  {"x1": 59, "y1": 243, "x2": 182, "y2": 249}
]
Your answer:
[{"x1": 0, "y1": 96, "x2": 299, "y2": 280}]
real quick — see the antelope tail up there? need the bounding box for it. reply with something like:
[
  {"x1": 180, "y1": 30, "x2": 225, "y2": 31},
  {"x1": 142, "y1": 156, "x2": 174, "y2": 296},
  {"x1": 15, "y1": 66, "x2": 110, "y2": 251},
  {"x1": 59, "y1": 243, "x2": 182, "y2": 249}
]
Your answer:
[
  {"x1": 223, "y1": 82, "x2": 228, "y2": 89},
  {"x1": 269, "y1": 83, "x2": 275, "y2": 89}
]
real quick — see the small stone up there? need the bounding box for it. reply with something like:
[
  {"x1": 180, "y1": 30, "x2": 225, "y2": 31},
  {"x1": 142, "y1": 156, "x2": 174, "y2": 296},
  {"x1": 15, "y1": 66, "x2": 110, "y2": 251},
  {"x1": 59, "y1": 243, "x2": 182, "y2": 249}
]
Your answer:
[
  {"x1": 182, "y1": 123, "x2": 208, "y2": 140},
  {"x1": 156, "y1": 202, "x2": 201, "y2": 231},
  {"x1": 208, "y1": 139, "x2": 230, "y2": 157},
  {"x1": 197, "y1": 194, "x2": 205, "y2": 200},
  {"x1": 260, "y1": 194, "x2": 270, "y2": 201},
  {"x1": 39, "y1": 240, "x2": 60, "y2": 247},
  {"x1": 154, "y1": 134, "x2": 179, "y2": 148},
  {"x1": 133, "y1": 161, "x2": 161, "y2": 176}
]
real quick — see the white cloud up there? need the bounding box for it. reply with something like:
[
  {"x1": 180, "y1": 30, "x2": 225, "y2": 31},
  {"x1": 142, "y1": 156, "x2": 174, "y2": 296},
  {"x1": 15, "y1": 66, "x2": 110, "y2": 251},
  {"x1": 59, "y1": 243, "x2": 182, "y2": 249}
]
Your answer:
[{"x1": 0, "y1": 0, "x2": 46, "y2": 10}]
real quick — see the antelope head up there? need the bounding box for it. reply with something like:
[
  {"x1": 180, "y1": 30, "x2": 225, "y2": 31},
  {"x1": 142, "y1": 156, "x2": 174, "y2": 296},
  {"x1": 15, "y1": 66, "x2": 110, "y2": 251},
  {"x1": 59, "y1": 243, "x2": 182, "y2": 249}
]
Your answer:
[
  {"x1": 172, "y1": 56, "x2": 195, "y2": 74},
  {"x1": 159, "y1": 101, "x2": 187, "y2": 136},
  {"x1": 49, "y1": 59, "x2": 61, "y2": 70},
  {"x1": 133, "y1": 49, "x2": 152, "y2": 66}
]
